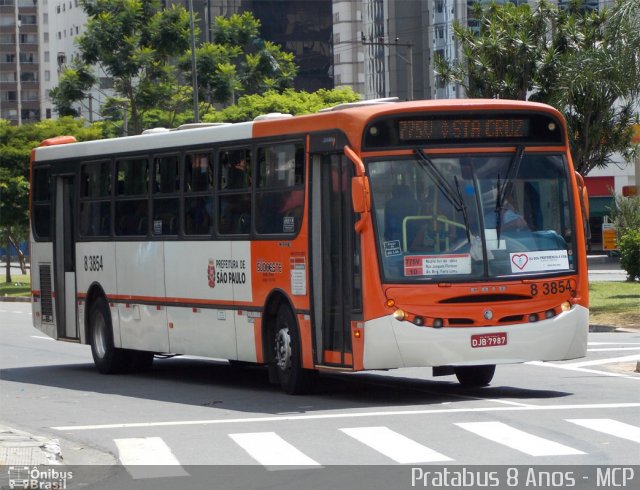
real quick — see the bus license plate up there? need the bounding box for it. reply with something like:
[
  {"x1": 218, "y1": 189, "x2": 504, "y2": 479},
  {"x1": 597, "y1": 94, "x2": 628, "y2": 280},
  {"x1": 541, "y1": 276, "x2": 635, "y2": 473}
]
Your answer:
[{"x1": 471, "y1": 332, "x2": 507, "y2": 348}]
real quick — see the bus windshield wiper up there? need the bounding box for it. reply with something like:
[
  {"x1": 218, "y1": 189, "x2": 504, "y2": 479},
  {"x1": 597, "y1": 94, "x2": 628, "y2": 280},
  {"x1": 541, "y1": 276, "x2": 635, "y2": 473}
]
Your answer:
[
  {"x1": 415, "y1": 150, "x2": 471, "y2": 243},
  {"x1": 495, "y1": 145, "x2": 525, "y2": 241}
]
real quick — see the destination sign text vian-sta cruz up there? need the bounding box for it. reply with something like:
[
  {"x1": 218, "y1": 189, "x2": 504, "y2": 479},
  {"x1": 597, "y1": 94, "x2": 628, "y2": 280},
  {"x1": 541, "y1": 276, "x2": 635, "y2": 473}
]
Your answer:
[{"x1": 399, "y1": 118, "x2": 530, "y2": 141}]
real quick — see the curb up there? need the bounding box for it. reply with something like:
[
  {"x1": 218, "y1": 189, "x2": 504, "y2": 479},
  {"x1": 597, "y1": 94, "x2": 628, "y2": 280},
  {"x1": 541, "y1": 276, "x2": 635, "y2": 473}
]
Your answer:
[
  {"x1": 0, "y1": 296, "x2": 31, "y2": 303},
  {"x1": 589, "y1": 324, "x2": 639, "y2": 333}
]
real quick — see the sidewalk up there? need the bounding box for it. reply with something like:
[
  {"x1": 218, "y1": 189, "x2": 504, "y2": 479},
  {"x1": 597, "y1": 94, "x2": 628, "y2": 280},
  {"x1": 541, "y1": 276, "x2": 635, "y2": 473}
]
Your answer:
[{"x1": 0, "y1": 424, "x2": 116, "y2": 467}]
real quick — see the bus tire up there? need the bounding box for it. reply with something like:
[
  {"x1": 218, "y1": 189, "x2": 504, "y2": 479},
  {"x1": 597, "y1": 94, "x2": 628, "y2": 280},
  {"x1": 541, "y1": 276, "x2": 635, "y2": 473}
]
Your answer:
[
  {"x1": 89, "y1": 297, "x2": 128, "y2": 374},
  {"x1": 272, "y1": 305, "x2": 311, "y2": 394},
  {"x1": 454, "y1": 364, "x2": 495, "y2": 387}
]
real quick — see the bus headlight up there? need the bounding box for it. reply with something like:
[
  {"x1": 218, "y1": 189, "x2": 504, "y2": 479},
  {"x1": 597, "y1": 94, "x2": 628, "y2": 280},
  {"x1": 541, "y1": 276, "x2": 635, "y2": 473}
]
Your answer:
[
  {"x1": 393, "y1": 309, "x2": 406, "y2": 321},
  {"x1": 561, "y1": 301, "x2": 572, "y2": 312}
]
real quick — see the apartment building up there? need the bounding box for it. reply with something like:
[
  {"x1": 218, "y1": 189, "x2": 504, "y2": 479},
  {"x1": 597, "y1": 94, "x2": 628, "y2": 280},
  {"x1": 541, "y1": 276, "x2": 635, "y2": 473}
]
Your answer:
[{"x1": 0, "y1": 0, "x2": 40, "y2": 124}]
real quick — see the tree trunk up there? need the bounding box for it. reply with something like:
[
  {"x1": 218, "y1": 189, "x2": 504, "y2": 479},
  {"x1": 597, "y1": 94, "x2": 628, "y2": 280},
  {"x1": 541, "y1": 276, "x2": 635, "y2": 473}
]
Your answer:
[
  {"x1": 8, "y1": 233, "x2": 27, "y2": 274},
  {"x1": 4, "y1": 232, "x2": 11, "y2": 284}
]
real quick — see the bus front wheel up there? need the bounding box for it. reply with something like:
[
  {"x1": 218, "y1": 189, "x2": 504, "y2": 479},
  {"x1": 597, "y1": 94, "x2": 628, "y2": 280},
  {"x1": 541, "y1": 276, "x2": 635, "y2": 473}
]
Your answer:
[
  {"x1": 454, "y1": 364, "x2": 496, "y2": 387},
  {"x1": 272, "y1": 305, "x2": 311, "y2": 394},
  {"x1": 89, "y1": 297, "x2": 128, "y2": 374}
]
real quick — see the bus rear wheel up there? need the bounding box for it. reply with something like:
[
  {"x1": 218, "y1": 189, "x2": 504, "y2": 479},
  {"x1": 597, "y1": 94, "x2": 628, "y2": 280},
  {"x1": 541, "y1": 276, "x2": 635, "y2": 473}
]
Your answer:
[
  {"x1": 454, "y1": 364, "x2": 496, "y2": 387},
  {"x1": 272, "y1": 305, "x2": 312, "y2": 394},
  {"x1": 89, "y1": 297, "x2": 128, "y2": 374}
]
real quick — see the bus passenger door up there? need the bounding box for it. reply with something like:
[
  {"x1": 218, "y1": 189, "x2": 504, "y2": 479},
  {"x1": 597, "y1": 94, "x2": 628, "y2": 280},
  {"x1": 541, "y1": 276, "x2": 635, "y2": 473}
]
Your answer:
[
  {"x1": 310, "y1": 153, "x2": 362, "y2": 367},
  {"x1": 54, "y1": 176, "x2": 78, "y2": 339}
]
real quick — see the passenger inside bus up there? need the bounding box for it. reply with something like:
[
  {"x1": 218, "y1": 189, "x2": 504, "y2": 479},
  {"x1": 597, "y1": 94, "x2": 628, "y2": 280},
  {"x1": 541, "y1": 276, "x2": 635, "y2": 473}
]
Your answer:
[{"x1": 226, "y1": 152, "x2": 249, "y2": 189}]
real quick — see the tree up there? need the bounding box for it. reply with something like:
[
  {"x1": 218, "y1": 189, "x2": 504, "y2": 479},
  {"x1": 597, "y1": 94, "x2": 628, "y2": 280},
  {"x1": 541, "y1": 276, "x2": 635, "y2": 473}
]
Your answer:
[
  {"x1": 0, "y1": 118, "x2": 103, "y2": 281},
  {"x1": 435, "y1": 0, "x2": 639, "y2": 175},
  {"x1": 203, "y1": 87, "x2": 361, "y2": 123},
  {"x1": 52, "y1": 0, "x2": 193, "y2": 135},
  {"x1": 49, "y1": 60, "x2": 97, "y2": 117},
  {"x1": 436, "y1": 1, "x2": 552, "y2": 100},
  {"x1": 182, "y1": 12, "x2": 297, "y2": 108}
]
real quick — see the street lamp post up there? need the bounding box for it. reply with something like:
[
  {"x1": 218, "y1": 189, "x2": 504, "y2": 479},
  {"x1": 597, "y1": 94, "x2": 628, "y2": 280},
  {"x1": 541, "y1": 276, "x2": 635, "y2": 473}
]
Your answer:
[{"x1": 188, "y1": 0, "x2": 199, "y2": 123}]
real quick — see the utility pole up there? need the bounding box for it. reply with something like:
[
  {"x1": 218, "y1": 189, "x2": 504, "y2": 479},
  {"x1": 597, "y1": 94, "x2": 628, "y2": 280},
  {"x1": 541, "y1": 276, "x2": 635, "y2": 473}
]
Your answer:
[{"x1": 361, "y1": 36, "x2": 414, "y2": 100}]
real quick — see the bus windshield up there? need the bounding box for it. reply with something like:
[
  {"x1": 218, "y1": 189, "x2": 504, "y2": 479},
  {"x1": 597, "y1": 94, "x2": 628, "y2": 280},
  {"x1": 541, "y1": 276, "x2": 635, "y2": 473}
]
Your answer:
[{"x1": 368, "y1": 152, "x2": 576, "y2": 282}]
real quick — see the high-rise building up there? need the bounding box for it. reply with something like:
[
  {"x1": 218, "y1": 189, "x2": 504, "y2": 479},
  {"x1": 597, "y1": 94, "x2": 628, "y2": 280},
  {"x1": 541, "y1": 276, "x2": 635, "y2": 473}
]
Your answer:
[
  {"x1": 0, "y1": 0, "x2": 41, "y2": 124},
  {"x1": 42, "y1": 0, "x2": 110, "y2": 122}
]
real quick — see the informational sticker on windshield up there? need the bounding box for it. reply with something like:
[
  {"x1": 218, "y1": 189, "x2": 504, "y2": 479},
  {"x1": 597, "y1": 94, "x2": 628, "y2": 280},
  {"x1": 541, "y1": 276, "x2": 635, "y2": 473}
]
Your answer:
[
  {"x1": 509, "y1": 250, "x2": 569, "y2": 273},
  {"x1": 404, "y1": 254, "x2": 472, "y2": 276},
  {"x1": 384, "y1": 240, "x2": 402, "y2": 257}
]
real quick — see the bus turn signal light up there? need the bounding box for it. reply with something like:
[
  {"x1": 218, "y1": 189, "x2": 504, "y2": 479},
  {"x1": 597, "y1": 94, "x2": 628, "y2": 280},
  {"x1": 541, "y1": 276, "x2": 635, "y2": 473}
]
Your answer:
[{"x1": 386, "y1": 299, "x2": 395, "y2": 308}]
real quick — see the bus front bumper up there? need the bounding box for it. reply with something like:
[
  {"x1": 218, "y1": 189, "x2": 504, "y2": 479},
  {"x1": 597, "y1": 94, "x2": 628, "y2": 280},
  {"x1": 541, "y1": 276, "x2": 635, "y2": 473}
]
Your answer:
[{"x1": 362, "y1": 305, "x2": 588, "y2": 370}]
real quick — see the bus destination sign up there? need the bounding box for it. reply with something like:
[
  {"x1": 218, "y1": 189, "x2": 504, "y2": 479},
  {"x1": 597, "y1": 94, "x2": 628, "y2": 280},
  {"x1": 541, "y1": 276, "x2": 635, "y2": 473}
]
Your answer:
[
  {"x1": 363, "y1": 112, "x2": 562, "y2": 148},
  {"x1": 399, "y1": 118, "x2": 530, "y2": 142}
]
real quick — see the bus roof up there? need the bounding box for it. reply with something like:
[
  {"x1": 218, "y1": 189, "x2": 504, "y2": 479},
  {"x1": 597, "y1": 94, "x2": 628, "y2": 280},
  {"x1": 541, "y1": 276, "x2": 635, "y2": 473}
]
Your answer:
[{"x1": 32, "y1": 99, "x2": 564, "y2": 163}]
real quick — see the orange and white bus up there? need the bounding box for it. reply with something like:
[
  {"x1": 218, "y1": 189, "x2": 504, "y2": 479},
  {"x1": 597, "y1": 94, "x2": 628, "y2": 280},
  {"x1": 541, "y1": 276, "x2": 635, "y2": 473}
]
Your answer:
[{"x1": 30, "y1": 99, "x2": 588, "y2": 393}]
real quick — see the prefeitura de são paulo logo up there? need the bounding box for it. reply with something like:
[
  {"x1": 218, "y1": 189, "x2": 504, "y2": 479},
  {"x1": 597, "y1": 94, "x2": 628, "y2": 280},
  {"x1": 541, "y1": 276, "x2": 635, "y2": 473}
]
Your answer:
[{"x1": 208, "y1": 259, "x2": 216, "y2": 288}]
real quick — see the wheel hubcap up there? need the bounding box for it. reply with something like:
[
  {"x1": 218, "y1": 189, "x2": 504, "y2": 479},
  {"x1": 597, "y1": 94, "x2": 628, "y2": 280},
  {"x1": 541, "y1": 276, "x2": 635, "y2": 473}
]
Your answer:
[
  {"x1": 93, "y1": 313, "x2": 107, "y2": 359},
  {"x1": 275, "y1": 327, "x2": 291, "y2": 371}
]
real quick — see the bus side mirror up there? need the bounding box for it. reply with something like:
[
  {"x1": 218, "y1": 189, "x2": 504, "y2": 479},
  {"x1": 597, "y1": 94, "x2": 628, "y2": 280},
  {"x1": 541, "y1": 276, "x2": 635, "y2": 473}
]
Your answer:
[{"x1": 352, "y1": 176, "x2": 370, "y2": 214}]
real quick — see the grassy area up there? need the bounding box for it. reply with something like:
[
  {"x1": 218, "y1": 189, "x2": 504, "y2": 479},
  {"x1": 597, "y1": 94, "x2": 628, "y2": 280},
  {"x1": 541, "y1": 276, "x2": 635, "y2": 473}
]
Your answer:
[
  {"x1": 589, "y1": 281, "x2": 640, "y2": 328},
  {"x1": 0, "y1": 274, "x2": 31, "y2": 298}
]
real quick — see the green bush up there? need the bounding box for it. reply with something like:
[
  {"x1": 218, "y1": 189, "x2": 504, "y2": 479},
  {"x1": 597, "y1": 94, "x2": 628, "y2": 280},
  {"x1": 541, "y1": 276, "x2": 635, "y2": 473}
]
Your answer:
[
  {"x1": 610, "y1": 194, "x2": 640, "y2": 230},
  {"x1": 618, "y1": 228, "x2": 640, "y2": 281}
]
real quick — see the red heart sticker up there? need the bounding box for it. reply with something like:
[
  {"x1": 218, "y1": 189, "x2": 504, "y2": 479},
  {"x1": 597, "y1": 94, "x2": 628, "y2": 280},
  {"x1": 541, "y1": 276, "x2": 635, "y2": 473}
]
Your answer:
[{"x1": 512, "y1": 254, "x2": 529, "y2": 270}]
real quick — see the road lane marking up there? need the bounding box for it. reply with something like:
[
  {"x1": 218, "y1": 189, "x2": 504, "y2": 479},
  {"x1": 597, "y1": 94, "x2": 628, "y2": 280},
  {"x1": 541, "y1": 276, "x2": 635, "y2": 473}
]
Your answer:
[
  {"x1": 567, "y1": 354, "x2": 640, "y2": 368},
  {"x1": 456, "y1": 422, "x2": 584, "y2": 456},
  {"x1": 527, "y1": 361, "x2": 640, "y2": 380},
  {"x1": 51, "y1": 402, "x2": 640, "y2": 431},
  {"x1": 587, "y1": 348, "x2": 640, "y2": 352},
  {"x1": 340, "y1": 426, "x2": 452, "y2": 463},
  {"x1": 588, "y1": 342, "x2": 640, "y2": 346},
  {"x1": 228, "y1": 432, "x2": 320, "y2": 468},
  {"x1": 31, "y1": 336, "x2": 54, "y2": 341},
  {"x1": 114, "y1": 437, "x2": 188, "y2": 479},
  {"x1": 567, "y1": 419, "x2": 640, "y2": 443}
]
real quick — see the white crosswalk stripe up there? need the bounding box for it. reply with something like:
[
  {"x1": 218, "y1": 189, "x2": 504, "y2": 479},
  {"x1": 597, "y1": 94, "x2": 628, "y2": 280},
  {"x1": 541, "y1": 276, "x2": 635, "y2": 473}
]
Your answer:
[
  {"x1": 340, "y1": 426, "x2": 452, "y2": 463},
  {"x1": 455, "y1": 421, "x2": 585, "y2": 456},
  {"x1": 567, "y1": 419, "x2": 640, "y2": 443},
  {"x1": 114, "y1": 437, "x2": 189, "y2": 479},
  {"x1": 229, "y1": 432, "x2": 321, "y2": 468},
  {"x1": 110, "y1": 418, "x2": 640, "y2": 473}
]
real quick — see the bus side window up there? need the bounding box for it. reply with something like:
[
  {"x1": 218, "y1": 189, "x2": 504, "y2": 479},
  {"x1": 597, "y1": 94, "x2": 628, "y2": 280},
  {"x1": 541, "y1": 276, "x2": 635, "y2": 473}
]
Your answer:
[
  {"x1": 255, "y1": 142, "x2": 304, "y2": 235},
  {"x1": 152, "y1": 154, "x2": 180, "y2": 236},
  {"x1": 183, "y1": 152, "x2": 214, "y2": 236},
  {"x1": 79, "y1": 161, "x2": 111, "y2": 238},
  {"x1": 115, "y1": 158, "x2": 149, "y2": 236},
  {"x1": 32, "y1": 167, "x2": 52, "y2": 240},
  {"x1": 218, "y1": 148, "x2": 252, "y2": 235}
]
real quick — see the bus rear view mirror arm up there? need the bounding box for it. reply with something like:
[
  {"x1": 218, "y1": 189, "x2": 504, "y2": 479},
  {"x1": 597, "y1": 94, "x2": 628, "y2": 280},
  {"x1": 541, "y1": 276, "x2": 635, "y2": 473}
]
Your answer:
[
  {"x1": 344, "y1": 145, "x2": 370, "y2": 233},
  {"x1": 344, "y1": 145, "x2": 365, "y2": 176}
]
